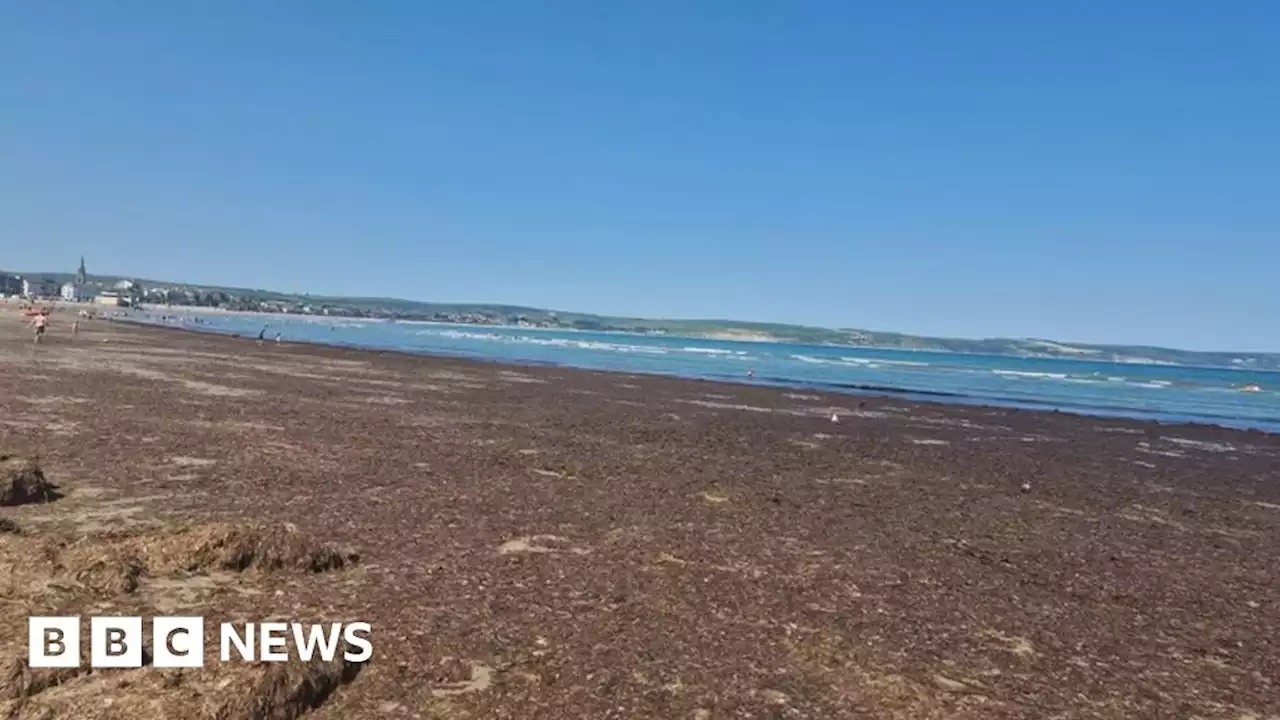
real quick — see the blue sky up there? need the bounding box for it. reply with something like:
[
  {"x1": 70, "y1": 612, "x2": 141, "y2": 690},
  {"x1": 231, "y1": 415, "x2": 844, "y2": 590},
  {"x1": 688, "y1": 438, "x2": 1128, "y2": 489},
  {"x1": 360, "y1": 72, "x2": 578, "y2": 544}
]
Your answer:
[{"x1": 2, "y1": 1, "x2": 1277, "y2": 351}]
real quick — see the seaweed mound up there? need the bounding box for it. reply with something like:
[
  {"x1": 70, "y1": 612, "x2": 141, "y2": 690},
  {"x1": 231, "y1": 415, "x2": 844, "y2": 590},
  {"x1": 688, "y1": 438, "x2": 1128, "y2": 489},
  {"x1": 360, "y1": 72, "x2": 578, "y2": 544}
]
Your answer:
[
  {"x1": 0, "y1": 652, "x2": 361, "y2": 719},
  {"x1": 212, "y1": 654, "x2": 363, "y2": 719},
  {"x1": 0, "y1": 458, "x2": 62, "y2": 506},
  {"x1": 0, "y1": 657, "x2": 88, "y2": 703},
  {"x1": 45, "y1": 521, "x2": 358, "y2": 598},
  {"x1": 149, "y1": 522, "x2": 358, "y2": 574}
]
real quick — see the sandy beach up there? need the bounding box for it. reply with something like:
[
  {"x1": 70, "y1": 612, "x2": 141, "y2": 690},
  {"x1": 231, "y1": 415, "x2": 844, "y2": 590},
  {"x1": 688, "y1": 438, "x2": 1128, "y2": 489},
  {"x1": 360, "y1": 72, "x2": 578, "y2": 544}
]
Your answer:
[{"x1": 1, "y1": 306, "x2": 1277, "y2": 719}]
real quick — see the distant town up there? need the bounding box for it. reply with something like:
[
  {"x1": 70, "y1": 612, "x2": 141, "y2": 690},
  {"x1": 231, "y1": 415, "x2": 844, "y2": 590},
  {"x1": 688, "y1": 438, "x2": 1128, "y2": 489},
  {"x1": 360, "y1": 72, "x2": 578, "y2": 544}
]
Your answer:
[
  {"x1": 6, "y1": 257, "x2": 1280, "y2": 370},
  {"x1": 2, "y1": 257, "x2": 576, "y2": 328}
]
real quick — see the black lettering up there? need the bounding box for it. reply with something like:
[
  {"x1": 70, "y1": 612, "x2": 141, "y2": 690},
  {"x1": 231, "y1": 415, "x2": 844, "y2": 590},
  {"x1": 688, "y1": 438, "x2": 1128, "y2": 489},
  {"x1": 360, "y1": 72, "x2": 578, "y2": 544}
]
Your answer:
[
  {"x1": 43, "y1": 628, "x2": 65, "y2": 656},
  {"x1": 165, "y1": 628, "x2": 189, "y2": 657},
  {"x1": 106, "y1": 628, "x2": 128, "y2": 656}
]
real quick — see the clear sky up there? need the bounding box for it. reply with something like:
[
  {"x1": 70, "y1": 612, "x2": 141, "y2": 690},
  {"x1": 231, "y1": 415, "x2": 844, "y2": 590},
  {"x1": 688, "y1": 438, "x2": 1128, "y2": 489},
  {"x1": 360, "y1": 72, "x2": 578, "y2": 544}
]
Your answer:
[{"x1": 2, "y1": 2, "x2": 1277, "y2": 351}]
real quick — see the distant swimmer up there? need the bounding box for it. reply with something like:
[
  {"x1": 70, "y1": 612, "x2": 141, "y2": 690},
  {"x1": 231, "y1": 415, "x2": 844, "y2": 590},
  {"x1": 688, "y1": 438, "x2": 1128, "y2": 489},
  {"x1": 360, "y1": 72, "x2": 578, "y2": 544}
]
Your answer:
[
  {"x1": 1242, "y1": 384, "x2": 1262, "y2": 392},
  {"x1": 747, "y1": 368, "x2": 755, "y2": 379}
]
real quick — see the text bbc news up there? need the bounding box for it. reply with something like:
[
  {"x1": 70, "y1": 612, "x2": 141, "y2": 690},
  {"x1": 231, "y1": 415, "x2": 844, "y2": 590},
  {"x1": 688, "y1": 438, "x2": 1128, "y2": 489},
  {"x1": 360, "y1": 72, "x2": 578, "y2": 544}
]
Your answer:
[{"x1": 28, "y1": 616, "x2": 373, "y2": 668}]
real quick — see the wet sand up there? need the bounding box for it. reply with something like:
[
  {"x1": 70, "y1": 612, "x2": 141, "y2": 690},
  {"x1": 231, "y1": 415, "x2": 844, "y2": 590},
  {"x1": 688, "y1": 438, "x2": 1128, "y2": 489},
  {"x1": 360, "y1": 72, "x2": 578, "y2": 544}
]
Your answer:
[{"x1": 1, "y1": 306, "x2": 1278, "y2": 719}]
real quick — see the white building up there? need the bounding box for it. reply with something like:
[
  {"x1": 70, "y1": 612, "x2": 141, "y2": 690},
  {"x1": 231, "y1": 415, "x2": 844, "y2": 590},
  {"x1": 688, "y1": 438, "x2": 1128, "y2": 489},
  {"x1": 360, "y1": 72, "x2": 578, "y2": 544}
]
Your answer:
[
  {"x1": 21, "y1": 277, "x2": 58, "y2": 298},
  {"x1": 60, "y1": 282, "x2": 90, "y2": 302}
]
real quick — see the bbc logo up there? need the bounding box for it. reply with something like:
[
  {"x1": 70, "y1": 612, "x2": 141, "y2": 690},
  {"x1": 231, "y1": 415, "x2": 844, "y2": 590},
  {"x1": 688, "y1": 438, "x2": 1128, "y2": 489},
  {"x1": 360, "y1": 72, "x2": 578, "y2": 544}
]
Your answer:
[
  {"x1": 29, "y1": 617, "x2": 203, "y2": 669},
  {"x1": 30, "y1": 616, "x2": 373, "y2": 667}
]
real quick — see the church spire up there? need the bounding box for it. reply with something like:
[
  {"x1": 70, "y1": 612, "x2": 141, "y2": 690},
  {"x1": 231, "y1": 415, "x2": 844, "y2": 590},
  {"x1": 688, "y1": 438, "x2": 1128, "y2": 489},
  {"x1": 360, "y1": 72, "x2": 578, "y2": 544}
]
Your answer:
[{"x1": 77, "y1": 256, "x2": 87, "y2": 284}]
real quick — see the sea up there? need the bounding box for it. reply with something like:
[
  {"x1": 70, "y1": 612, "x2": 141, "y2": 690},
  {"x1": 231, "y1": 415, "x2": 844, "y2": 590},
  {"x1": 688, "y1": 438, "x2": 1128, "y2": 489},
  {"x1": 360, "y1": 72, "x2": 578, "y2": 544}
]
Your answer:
[{"x1": 122, "y1": 310, "x2": 1280, "y2": 434}]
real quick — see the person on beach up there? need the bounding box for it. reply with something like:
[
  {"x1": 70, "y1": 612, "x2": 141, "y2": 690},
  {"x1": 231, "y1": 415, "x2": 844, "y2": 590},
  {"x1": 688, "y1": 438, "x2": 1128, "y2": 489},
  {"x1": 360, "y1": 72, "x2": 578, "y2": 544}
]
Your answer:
[
  {"x1": 31, "y1": 313, "x2": 48, "y2": 344},
  {"x1": 257, "y1": 325, "x2": 267, "y2": 344},
  {"x1": 72, "y1": 320, "x2": 79, "y2": 336}
]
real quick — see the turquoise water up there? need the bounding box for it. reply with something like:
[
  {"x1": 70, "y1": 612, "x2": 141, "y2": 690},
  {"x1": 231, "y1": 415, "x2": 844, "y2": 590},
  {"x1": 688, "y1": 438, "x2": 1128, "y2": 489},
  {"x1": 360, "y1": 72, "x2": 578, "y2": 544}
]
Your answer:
[{"x1": 126, "y1": 311, "x2": 1280, "y2": 433}]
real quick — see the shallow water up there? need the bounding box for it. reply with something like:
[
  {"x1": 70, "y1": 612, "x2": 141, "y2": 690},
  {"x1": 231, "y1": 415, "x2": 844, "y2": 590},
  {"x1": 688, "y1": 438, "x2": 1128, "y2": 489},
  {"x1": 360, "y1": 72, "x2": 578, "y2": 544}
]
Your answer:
[{"x1": 128, "y1": 312, "x2": 1280, "y2": 432}]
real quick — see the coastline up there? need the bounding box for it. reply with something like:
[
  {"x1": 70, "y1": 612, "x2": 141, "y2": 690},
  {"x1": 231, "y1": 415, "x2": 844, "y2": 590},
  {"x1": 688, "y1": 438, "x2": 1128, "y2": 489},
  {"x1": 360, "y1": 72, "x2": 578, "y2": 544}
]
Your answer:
[
  {"x1": 127, "y1": 303, "x2": 1279, "y2": 372},
  {"x1": 112, "y1": 311, "x2": 1280, "y2": 435},
  {"x1": 4, "y1": 307, "x2": 1279, "y2": 718},
  {"x1": 60, "y1": 302, "x2": 1272, "y2": 381}
]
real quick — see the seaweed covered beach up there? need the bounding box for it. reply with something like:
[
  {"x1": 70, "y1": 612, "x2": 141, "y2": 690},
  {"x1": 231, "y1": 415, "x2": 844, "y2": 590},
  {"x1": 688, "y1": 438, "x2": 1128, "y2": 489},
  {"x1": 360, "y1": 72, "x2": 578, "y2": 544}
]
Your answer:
[{"x1": 2, "y1": 306, "x2": 1278, "y2": 719}]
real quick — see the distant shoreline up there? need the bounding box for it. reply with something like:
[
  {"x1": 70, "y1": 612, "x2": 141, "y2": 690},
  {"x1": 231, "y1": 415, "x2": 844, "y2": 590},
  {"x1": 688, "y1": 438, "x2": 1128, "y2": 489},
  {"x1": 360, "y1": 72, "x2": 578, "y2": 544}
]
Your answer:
[
  {"x1": 109, "y1": 306, "x2": 1280, "y2": 435},
  {"x1": 13, "y1": 293, "x2": 1278, "y2": 372},
  {"x1": 128, "y1": 304, "x2": 795, "y2": 344},
  {"x1": 6, "y1": 269, "x2": 1279, "y2": 364},
  {"x1": 121, "y1": 304, "x2": 1280, "y2": 376}
]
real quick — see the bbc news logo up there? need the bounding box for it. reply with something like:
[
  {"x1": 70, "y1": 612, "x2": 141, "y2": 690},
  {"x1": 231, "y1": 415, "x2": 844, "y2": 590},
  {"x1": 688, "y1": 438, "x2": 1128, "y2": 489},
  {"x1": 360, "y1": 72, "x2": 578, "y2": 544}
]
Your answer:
[{"x1": 28, "y1": 617, "x2": 373, "y2": 668}]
